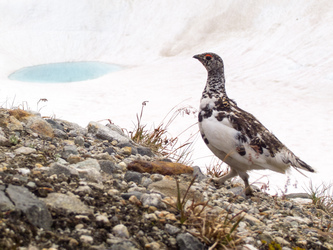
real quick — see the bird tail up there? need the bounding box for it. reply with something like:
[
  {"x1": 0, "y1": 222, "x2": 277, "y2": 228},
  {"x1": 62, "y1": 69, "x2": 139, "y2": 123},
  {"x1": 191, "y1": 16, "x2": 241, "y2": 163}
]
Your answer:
[
  {"x1": 295, "y1": 157, "x2": 315, "y2": 173},
  {"x1": 283, "y1": 150, "x2": 315, "y2": 173}
]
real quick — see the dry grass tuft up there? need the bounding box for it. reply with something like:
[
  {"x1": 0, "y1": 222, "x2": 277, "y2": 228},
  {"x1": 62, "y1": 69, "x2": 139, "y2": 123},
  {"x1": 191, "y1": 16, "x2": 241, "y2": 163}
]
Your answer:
[
  {"x1": 189, "y1": 209, "x2": 244, "y2": 249},
  {"x1": 8, "y1": 109, "x2": 32, "y2": 121},
  {"x1": 205, "y1": 158, "x2": 229, "y2": 178},
  {"x1": 163, "y1": 177, "x2": 244, "y2": 249},
  {"x1": 129, "y1": 101, "x2": 198, "y2": 165}
]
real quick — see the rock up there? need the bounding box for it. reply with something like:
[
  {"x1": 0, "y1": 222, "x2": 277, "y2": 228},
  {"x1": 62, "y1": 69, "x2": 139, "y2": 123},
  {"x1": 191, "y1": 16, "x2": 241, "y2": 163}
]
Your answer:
[
  {"x1": 80, "y1": 235, "x2": 94, "y2": 244},
  {"x1": 165, "y1": 224, "x2": 181, "y2": 235},
  {"x1": 121, "y1": 191, "x2": 144, "y2": 200},
  {"x1": 137, "y1": 146, "x2": 154, "y2": 157},
  {"x1": 259, "y1": 232, "x2": 274, "y2": 244},
  {"x1": 42, "y1": 192, "x2": 93, "y2": 215},
  {"x1": 46, "y1": 119, "x2": 65, "y2": 131},
  {"x1": 26, "y1": 181, "x2": 37, "y2": 189},
  {"x1": 148, "y1": 179, "x2": 202, "y2": 201},
  {"x1": 51, "y1": 119, "x2": 87, "y2": 136},
  {"x1": 192, "y1": 166, "x2": 207, "y2": 181},
  {"x1": 96, "y1": 214, "x2": 110, "y2": 224},
  {"x1": 7, "y1": 116, "x2": 24, "y2": 131},
  {"x1": 143, "y1": 213, "x2": 158, "y2": 222},
  {"x1": 75, "y1": 185, "x2": 92, "y2": 195},
  {"x1": 229, "y1": 186, "x2": 244, "y2": 196},
  {"x1": 5, "y1": 184, "x2": 52, "y2": 230},
  {"x1": 128, "y1": 195, "x2": 142, "y2": 206},
  {"x1": 103, "y1": 147, "x2": 116, "y2": 155},
  {"x1": 105, "y1": 123, "x2": 125, "y2": 136},
  {"x1": 120, "y1": 146, "x2": 132, "y2": 156},
  {"x1": 275, "y1": 236, "x2": 291, "y2": 247},
  {"x1": 94, "y1": 152, "x2": 113, "y2": 160},
  {"x1": 117, "y1": 142, "x2": 136, "y2": 152},
  {"x1": 17, "y1": 168, "x2": 30, "y2": 175},
  {"x1": 124, "y1": 171, "x2": 142, "y2": 184},
  {"x1": 0, "y1": 188, "x2": 15, "y2": 211},
  {"x1": 110, "y1": 241, "x2": 138, "y2": 250},
  {"x1": 67, "y1": 155, "x2": 82, "y2": 164},
  {"x1": 0, "y1": 135, "x2": 11, "y2": 146},
  {"x1": 150, "y1": 174, "x2": 164, "y2": 182},
  {"x1": 53, "y1": 129, "x2": 68, "y2": 139},
  {"x1": 108, "y1": 189, "x2": 120, "y2": 196},
  {"x1": 72, "y1": 159, "x2": 102, "y2": 182},
  {"x1": 48, "y1": 162, "x2": 76, "y2": 177},
  {"x1": 25, "y1": 116, "x2": 54, "y2": 138},
  {"x1": 99, "y1": 160, "x2": 120, "y2": 174},
  {"x1": 74, "y1": 136, "x2": 85, "y2": 146},
  {"x1": 88, "y1": 121, "x2": 130, "y2": 143},
  {"x1": 127, "y1": 160, "x2": 193, "y2": 175},
  {"x1": 62, "y1": 145, "x2": 78, "y2": 159},
  {"x1": 142, "y1": 177, "x2": 153, "y2": 187},
  {"x1": 284, "y1": 216, "x2": 311, "y2": 225},
  {"x1": 14, "y1": 146, "x2": 37, "y2": 155},
  {"x1": 243, "y1": 244, "x2": 258, "y2": 250},
  {"x1": 112, "y1": 224, "x2": 130, "y2": 238},
  {"x1": 145, "y1": 242, "x2": 163, "y2": 249},
  {"x1": 285, "y1": 193, "x2": 310, "y2": 199},
  {"x1": 140, "y1": 193, "x2": 166, "y2": 209},
  {"x1": 176, "y1": 233, "x2": 205, "y2": 250}
]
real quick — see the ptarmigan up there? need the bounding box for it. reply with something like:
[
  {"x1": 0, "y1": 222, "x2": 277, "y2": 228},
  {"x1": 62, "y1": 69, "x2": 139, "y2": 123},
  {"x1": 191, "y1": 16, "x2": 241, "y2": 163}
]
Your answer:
[{"x1": 193, "y1": 52, "x2": 315, "y2": 195}]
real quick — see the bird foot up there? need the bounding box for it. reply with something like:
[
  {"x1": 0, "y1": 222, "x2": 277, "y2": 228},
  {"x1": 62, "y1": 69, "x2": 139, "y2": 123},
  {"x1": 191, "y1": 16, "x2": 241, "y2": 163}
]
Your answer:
[
  {"x1": 210, "y1": 177, "x2": 254, "y2": 196},
  {"x1": 244, "y1": 186, "x2": 254, "y2": 196}
]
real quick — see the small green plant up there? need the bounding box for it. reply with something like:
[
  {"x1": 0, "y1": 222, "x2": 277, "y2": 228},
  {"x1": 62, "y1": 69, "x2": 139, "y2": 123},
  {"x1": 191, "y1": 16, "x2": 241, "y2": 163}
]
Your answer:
[
  {"x1": 303, "y1": 181, "x2": 333, "y2": 233},
  {"x1": 9, "y1": 135, "x2": 19, "y2": 145},
  {"x1": 304, "y1": 181, "x2": 333, "y2": 216},
  {"x1": 260, "y1": 240, "x2": 282, "y2": 250},
  {"x1": 175, "y1": 177, "x2": 198, "y2": 224},
  {"x1": 162, "y1": 176, "x2": 202, "y2": 224}
]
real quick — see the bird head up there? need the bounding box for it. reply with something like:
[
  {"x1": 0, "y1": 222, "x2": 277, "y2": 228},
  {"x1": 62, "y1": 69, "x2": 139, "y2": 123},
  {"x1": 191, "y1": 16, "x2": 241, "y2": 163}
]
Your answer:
[{"x1": 193, "y1": 53, "x2": 224, "y2": 74}]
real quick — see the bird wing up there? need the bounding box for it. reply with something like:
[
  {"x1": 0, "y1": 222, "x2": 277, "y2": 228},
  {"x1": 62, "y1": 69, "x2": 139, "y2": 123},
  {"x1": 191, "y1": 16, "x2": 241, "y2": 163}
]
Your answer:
[{"x1": 200, "y1": 107, "x2": 291, "y2": 173}]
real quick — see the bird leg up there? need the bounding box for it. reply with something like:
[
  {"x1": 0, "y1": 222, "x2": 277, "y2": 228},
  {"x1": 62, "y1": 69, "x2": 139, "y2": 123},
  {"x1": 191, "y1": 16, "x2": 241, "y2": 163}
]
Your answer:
[
  {"x1": 211, "y1": 168, "x2": 238, "y2": 186},
  {"x1": 238, "y1": 172, "x2": 253, "y2": 196},
  {"x1": 211, "y1": 168, "x2": 253, "y2": 196}
]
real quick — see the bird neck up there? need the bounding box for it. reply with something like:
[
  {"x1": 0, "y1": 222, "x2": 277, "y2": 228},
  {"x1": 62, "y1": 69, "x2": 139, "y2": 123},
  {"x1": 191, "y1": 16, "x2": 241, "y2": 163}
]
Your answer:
[{"x1": 203, "y1": 71, "x2": 227, "y2": 98}]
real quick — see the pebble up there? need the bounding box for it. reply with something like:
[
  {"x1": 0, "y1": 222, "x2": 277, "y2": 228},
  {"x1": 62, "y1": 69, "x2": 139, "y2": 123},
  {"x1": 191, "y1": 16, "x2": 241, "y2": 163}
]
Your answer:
[
  {"x1": 176, "y1": 233, "x2": 205, "y2": 250},
  {"x1": 80, "y1": 235, "x2": 94, "y2": 244},
  {"x1": 5, "y1": 184, "x2": 52, "y2": 229},
  {"x1": 150, "y1": 173, "x2": 164, "y2": 182},
  {"x1": 165, "y1": 224, "x2": 181, "y2": 235},
  {"x1": 141, "y1": 193, "x2": 166, "y2": 209},
  {"x1": 43, "y1": 192, "x2": 93, "y2": 215},
  {"x1": 88, "y1": 121, "x2": 130, "y2": 143},
  {"x1": 96, "y1": 214, "x2": 110, "y2": 224},
  {"x1": 75, "y1": 185, "x2": 92, "y2": 195},
  {"x1": 124, "y1": 171, "x2": 142, "y2": 184},
  {"x1": 14, "y1": 146, "x2": 36, "y2": 155},
  {"x1": 112, "y1": 224, "x2": 130, "y2": 238},
  {"x1": 62, "y1": 145, "x2": 78, "y2": 159}
]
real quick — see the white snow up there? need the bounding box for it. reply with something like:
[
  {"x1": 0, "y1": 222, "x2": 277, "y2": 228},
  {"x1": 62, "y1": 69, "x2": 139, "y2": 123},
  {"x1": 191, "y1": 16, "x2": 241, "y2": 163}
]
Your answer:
[{"x1": 1, "y1": 0, "x2": 332, "y2": 194}]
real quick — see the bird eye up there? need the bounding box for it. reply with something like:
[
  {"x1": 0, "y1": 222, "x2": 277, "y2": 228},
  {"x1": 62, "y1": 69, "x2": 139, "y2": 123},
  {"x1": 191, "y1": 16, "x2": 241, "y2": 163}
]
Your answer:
[{"x1": 205, "y1": 54, "x2": 212, "y2": 60}]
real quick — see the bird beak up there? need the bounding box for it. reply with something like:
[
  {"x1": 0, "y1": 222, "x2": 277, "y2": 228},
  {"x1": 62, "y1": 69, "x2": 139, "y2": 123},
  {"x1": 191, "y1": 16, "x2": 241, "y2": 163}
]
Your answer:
[{"x1": 193, "y1": 54, "x2": 201, "y2": 60}]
